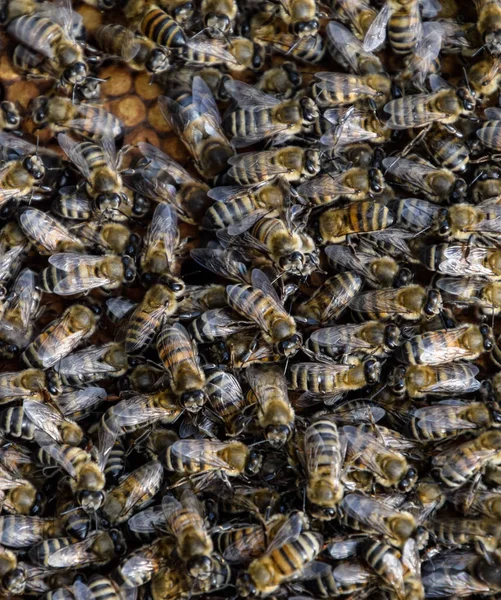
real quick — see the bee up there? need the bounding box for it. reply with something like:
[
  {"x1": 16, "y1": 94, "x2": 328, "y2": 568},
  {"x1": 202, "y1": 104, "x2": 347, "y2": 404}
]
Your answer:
[
  {"x1": 316, "y1": 201, "x2": 394, "y2": 244},
  {"x1": 101, "y1": 461, "x2": 164, "y2": 525},
  {"x1": 39, "y1": 252, "x2": 136, "y2": 296},
  {"x1": 418, "y1": 243, "x2": 501, "y2": 279},
  {"x1": 129, "y1": 143, "x2": 210, "y2": 225},
  {"x1": 398, "y1": 22, "x2": 442, "y2": 92},
  {"x1": 475, "y1": 0, "x2": 501, "y2": 55},
  {"x1": 419, "y1": 123, "x2": 471, "y2": 174},
  {"x1": 313, "y1": 72, "x2": 391, "y2": 109},
  {"x1": 307, "y1": 321, "x2": 400, "y2": 359},
  {"x1": 256, "y1": 62, "x2": 302, "y2": 99},
  {"x1": 159, "y1": 77, "x2": 233, "y2": 179},
  {"x1": 339, "y1": 493, "x2": 416, "y2": 548},
  {"x1": 20, "y1": 303, "x2": 98, "y2": 370},
  {"x1": 331, "y1": 0, "x2": 377, "y2": 38},
  {"x1": 319, "y1": 108, "x2": 391, "y2": 151},
  {"x1": 451, "y1": 489, "x2": 501, "y2": 519},
  {"x1": 17, "y1": 207, "x2": 84, "y2": 255},
  {"x1": 226, "y1": 269, "x2": 302, "y2": 357},
  {"x1": 157, "y1": 322, "x2": 206, "y2": 412},
  {"x1": 70, "y1": 221, "x2": 140, "y2": 256},
  {"x1": 55, "y1": 342, "x2": 128, "y2": 386},
  {"x1": 0, "y1": 515, "x2": 65, "y2": 549},
  {"x1": 94, "y1": 24, "x2": 170, "y2": 74},
  {"x1": 237, "y1": 512, "x2": 323, "y2": 597},
  {"x1": 134, "y1": 4, "x2": 187, "y2": 47},
  {"x1": 289, "y1": 357, "x2": 381, "y2": 402},
  {"x1": 431, "y1": 516, "x2": 501, "y2": 555},
  {"x1": 297, "y1": 165, "x2": 386, "y2": 206},
  {"x1": 327, "y1": 21, "x2": 384, "y2": 77},
  {"x1": 437, "y1": 276, "x2": 501, "y2": 315},
  {"x1": 223, "y1": 80, "x2": 319, "y2": 148},
  {"x1": 276, "y1": 0, "x2": 320, "y2": 37},
  {"x1": 409, "y1": 399, "x2": 501, "y2": 442},
  {"x1": 163, "y1": 439, "x2": 262, "y2": 484},
  {"x1": 470, "y1": 164, "x2": 501, "y2": 204},
  {"x1": 180, "y1": 36, "x2": 266, "y2": 72},
  {"x1": 397, "y1": 324, "x2": 493, "y2": 365},
  {"x1": 202, "y1": 367, "x2": 249, "y2": 436},
  {"x1": 384, "y1": 76, "x2": 476, "y2": 130},
  {"x1": 295, "y1": 272, "x2": 364, "y2": 326},
  {"x1": 303, "y1": 418, "x2": 344, "y2": 519},
  {"x1": 0, "y1": 102, "x2": 21, "y2": 133},
  {"x1": 28, "y1": 529, "x2": 126, "y2": 568},
  {"x1": 72, "y1": 577, "x2": 135, "y2": 600},
  {"x1": 467, "y1": 55, "x2": 501, "y2": 101},
  {"x1": 434, "y1": 202, "x2": 501, "y2": 242},
  {"x1": 343, "y1": 425, "x2": 417, "y2": 491},
  {"x1": 246, "y1": 365, "x2": 294, "y2": 447},
  {"x1": 201, "y1": 0, "x2": 237, "y2": 35},
  {"x1": 0, "y1": 369, "x2": 60, "y2": 403},
  {"x1": 422, "y1": 551, "x2": 494, "y2": 597},
  {"x1": 160, "y1": 490, "x2": 214, "y2": 579},
  {"x1": 265, "y1": 31, "x2": 326, "y2": 63},
  {"x1": 382, "y1": 155, "x2": 466, "y2": 204},
  {"x1": 351, "y1": 284, "x2": 442, "y2": 321},
  {"x1": 390, "y1": 363, "x2": 481, "y2": 398},
  {"x1": 57, "y1": 134, "x2": 129, "y2": 220},
  {"x1": 116, "y1": 537, "x2": 175, "y2": 588},
  {"x1": 0, "y1": 463, "x2": 42, "y2": 516},
  {"x1": 227, "y1": 146, "x2": 320, "y2": 186},
  {"x1": 477, "y1": 106, "x2": 501, "y2": 152}
]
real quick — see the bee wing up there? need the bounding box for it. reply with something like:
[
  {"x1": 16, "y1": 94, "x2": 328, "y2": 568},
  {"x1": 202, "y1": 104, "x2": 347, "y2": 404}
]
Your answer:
[
  {"x1": 137, "y1": 142, "x2": 197, "y2": 186},
  {"x1": 36, "y1": 316, "x2": 92, "y2": 369},
  {"x1": 224, "y1": 212, "x2": 268, "y2": 236},
  {"x1": 309, "y1": 324, "x2": 373, "y2": 352},
  {"x1": 223, "y1": 526, "x2": 266, "y2": 563},
  {"x1": 106, "y1": 395, "x2": 173, "y2": 430},
  {"x1": 106, "y1": 297, "x2": 137, "y2": 322},
  {"x1": 54, "y1": 273, "x2": 113, "y2": 296},
  {"x1": 56, "y1": 345, "x2": 117, "y2": 376},
  {"x1": 100, "y1": 135, "x2": 118, "y2": 169},
  {"x1": 36, "y1": 0, "x2": 75, "y2": 39},
  {"x1": 192, "y1": 76, "x2": 223, "y2": 126},
  {"x1": 327, "y1": 22, "x2": 378, "y2": 73},
  {"x1": 350, "y1": 288, "x2": 410, "y2": 315},
  {"x1": 231, "y1": 124, "x2": 291, "y2": 149},
  {"x1": 406, "y1": 29, "x2": 442, "y2": 88},
  {"x1": 343, "y1": 425, "x2": 399, "y2": 481},
  {"x1": 315, "y1": 73, "x2": 380, "y2": 96},
  {"x1": 48, "y1": 252, "x2": 103, "y2": 272},
  {"x1": 207, "y1": 184, "x2": 260, "y2": 203},
  {"x1": 34, "y1": 432, "x2": 78, "y2": 478},
  {"x1": 263, "y1": 511, "x2": 303, "y2": 554},
  {"x1": 383, "y1": 157, "x2": 440, "y2": 186},
  {"x1": 363, "y1": 2, "x2": 391, "y2": 51},
  {"x1": 325, "y1": 245, "x2": 374, "y2": 279},
  {"x1": 340, "y1": 493, "x2": 406, "y2": 537},
  {"x1": 251, "y1": 268, "x2": 282, "y2": 305},
  {"x1": 18, "y1": 208, "x2": 81, "y2": 254},
  {"x1": 417, "y1": 326, "x2": 474, "y2": 363},
  {"x1": 424, "y1": 364, "x2": 480, "y2": 394},
  {"x1": 413, "y1": 404, "x2": 480, "y2": 434},
  {"x1": 304, "y1": 421, "x2": 342, "y2": 477},
  {"x1": 478, "y1": 126, "x2": 501, "y2": 151},
  {"x1": 384, "y1": 95, "x2": 446, "y2": 129},
  {"x1": 118, "y1": 461, "x2": 164, "y2": 519},
  {"x1": 47, "y1": 533, "x2": 101, "y2": 568},
  {"x1": 0, "y1": 375, "x2": 36, "y2": 398},
  {"x1": 484, "y1": 107, "x2": 501, "y2": 120},
  {"x1": 72, "y1": 580, "x2": 94, "y2": 600},
  {"x1": 422, "y1": 568, "x2": 490, "y2": 597},
  {"x1": 321, "y1": 112, "x2": 380, "y2": 147},
  {"x1": 58, "y1": 134, "x2": 91, "y2": 180},
  {"x1": 125, "y1": 306, "x2": 168, "y2": 354},
  {"x1": 57, "y1": 387, "x2": 106, "y2": 418},
  {"x1": 468, "y1": 207, "x2": 501, "y2": 233},
  {"x1": 119, "y1": 27, "x2": 142, "y2": 61},
  {"x1": 185, "y1": 37, "x2": 239, "y2": 65},
  {"x1": 23, "y1": 399, "x2": 67, "y2": 444},
  {"x1": 436, "y1": 277, "x2": 484, "y2": 300},
  {"x1": 246, "y1": 365, "x2": 288, "y2": 403},
  {"x1": 190, "y1": 248, "x2": 249, "y2": 283},
  {"x1": 227, "y1": 151, "x2": 290, "y2": 178},
  {"x1": 438, "y1": 247, "x2": 493, "y2": 277},
  {"x1": 298, "y1": 173, "x2": 358, "y2": 198},
  {"x1": 127, "y1": 505, "x2": 166, "y2": 534},
  {"x1": 69, "y1": 115, "x2": 123, "y2": 140},
  {"x1": 224, "y1": 79, "x2": 281, "y2": 109},
  {"x1": 198, "y1": 308, "x2": 252, "y2": 338},
  {"x1": 0, "y1": 515, "x2": 47, "y2": 547},
  {"x1": 394, "y1": 199, "x2": 440, "y2": 231},
  {"x1": 170, "y1": 439, "x2": 233, "y2": 470},
  {"x1": 145, "y1": 203, "x2": 178, "y2": 268},
  {"x1": 11, "y1": 268, "x2": 37, "y2": 330}
]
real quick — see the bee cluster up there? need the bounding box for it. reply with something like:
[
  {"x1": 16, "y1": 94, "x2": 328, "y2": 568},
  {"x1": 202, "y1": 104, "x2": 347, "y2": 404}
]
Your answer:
[{"x1": 3, "y1": 0, "x2": 501, "y2": 598}]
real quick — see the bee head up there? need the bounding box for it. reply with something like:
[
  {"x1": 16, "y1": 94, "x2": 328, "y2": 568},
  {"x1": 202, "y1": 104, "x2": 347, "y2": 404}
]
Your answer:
[
  {"x1": 389, "y1": 365, "x2": 407, "y2": 394},
  {"x1": 300, "y1": 97, "x2": 319, "y2": 123},
  {"x1": 393, "y1": 266, "x2": 412, "y2": 288},
  {"x1": 173, "y1": 1, "x2": 193, "y2": 22},
  {"x1": 245, "y1": 450, "x2": 263, "y2": 475},
  {"x1": 368, "y1": 167, "x2": 384, "y2": 194},
  {"x1": 188, "y1": 555, "x2": 212, "y2": 580},
  {"x1": 424, "y1": 289, "x2": 442, "y2": 316},
  {"x1": 293, "y1": 18, "x2": 319, "y2": 36},
  {"x1": 99, "y1": 0, "x2": 115, "y2": 8},
  {"x1": 283, "y1": 62, "x2": 301, "y2": 87},
  {"x1": 265, "y1": 424, "x2": 292, "y2": 447},
  {"x1": 205, "y1": 12, "x2": 231, "y2": 33},
  {"x1": 181, "y1": 389, "x2": 206, "y2": 412},
  {"x1": 364, "y1": 358, "x2": 381, "y2": 384},
  {"x1": 0, "y1": 101, "x2": 21, "y2": 130},
  {"x1": 64, "y1": 62, "x2": 88, "y2": 85},
  {"x1": 109, "y1": 528, "x2": 127, "y2": 556},
  {"x1": 23, "y1": 155, "x2": 45, "y2": 180},
  {"x1": 29, "y1": 491, "x2": 44, "y2": 516},
  {"x1": 237, "y1": 572, "x2": 258, "y2": 597},
  {"x1": 277, "y1": 333, "x2": 302, "y2": 357},
  {"x1": 456, "y1": 86, "x2": 475, "y2": 112},
  {"x1": 122, "y1": 255, "x2": 137, "y2": 283},
  {"x1": 384, "y1": 323, "x2": 401, "y2": 350},
  {"x1": 2, "y1": 569, "x2": 26, "y2": 596},
  {"x1": 398, "y1": 467, "x2": 418, "y2": 492},
  {"x1": 147, "y1": 48, "x2": 170, "y2": 74},
  {"x1": 78, "y1": 489, "x2": 105, "y2": 512}
]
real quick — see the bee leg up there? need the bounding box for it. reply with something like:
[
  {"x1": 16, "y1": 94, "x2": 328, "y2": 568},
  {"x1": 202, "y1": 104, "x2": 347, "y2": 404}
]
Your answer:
[{"x1": 397, "y1": 123, "x2": 433, "y2": 162}]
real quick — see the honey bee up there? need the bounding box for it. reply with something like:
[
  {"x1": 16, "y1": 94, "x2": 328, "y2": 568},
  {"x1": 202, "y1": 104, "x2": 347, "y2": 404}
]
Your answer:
[
  {"x1": 94, "y1": 24, "x2": 170, "y2": 74},
  {"x1": 389, "y1": 363, "x2": 481, "y2": 398},
  {"x1": 419, "y1": 123, "x2": 471, "y2": 174},
  {"x1": 289, "y1": 357, "x2": 381, "y2": 403},
  {"x1": 327, "y1": 21, "x2": 384, "y2": 76},
  {"x1": 343, "y1": 425, "x2": 417, "y2": 491},
  {"x1": 470, "y1": 164, "x2": 501, "y2": 204},
  {"x1": 264, "y1": 31, "x2": 326, "y2": 63},
  {"x1": 304, "y1": 418, "x2": 344, "y2": 519},
  {"x1": 202, "y1": 367, "x2": 248, "y2": 436},
  {"x1": 226, "y1": 269, "x2": 302, "y2": 357},
  {"x1": 223, "y1": 80, "x2": 319, "y2": 148},
  {"x1": 157, "y1": 322, "x2": 206, "y2": 412},
  {"x1": 295, "y1": 272, "x2": 364, "y2": 326},
  {"x1": 180, "y1": 36, "x2": 266, "y2": 72},
  {"x1": 398, "y1": 22, "x2": 442, "y2": 92},
  {"x1": 320, "y1": 107, "x2": 391, "y2": 151},
  {"x1": 101, "y1": 461, "x2": 164, "y2": 525},
  {"x1": 256, "y1": 62, "x2": 302, "y2": 99},
  {"x1": 307, "y1": 321, "x2": 400, "y2": 359},
  {"x1": 0, "y1": 369, "x2": 60, "y2": 403},
  {"x1": 451, "y1": 488, "x2": 501, "y2": 519},
  {"x1": 330, "y1": 0, "x2": 377, "y2": 38},
  {"x1": 0, "y1": 515, "x2": 65, "y2": 549},
  {"x1": 159, "y1": 77, "x2": 233, "y2": 179},
  {"x1": 55, "y1": 342, "x2": 128, "y2": 386},
  {"x1": 236, "y1": 512, "x2": 323, "y2": 597},
  {"x1": 40, "y1": 252, "x2": 136, "y2": 296},
  {"x1": 435, "y1": 202, "x2": 501, "y2": 242},
  {"x1": 73, "y1": 577, "x2": 135, "y2": 600},
  {"x1": 326, "y1": 244, "x2": 411, "y2": 289},
  {"x1": 17, "y1": 207, "x2": 84, "y2": 255},
  {"x1": 351, "y1": 285, "x2": 442, "y2": 321},
  {"x1": 339, "y1": 493, "x2": 416, "y2": 548},
  {"x1": 201, "y1": 0, "x2": 237, "y2": 35},
  {"x1": 437, "y1": 276, "x2": 501, "y2": 315},
  {"x1": 0, "y1": 463, "x2": 42, "y2": 516},
  {"x1": 132, "y1": 3, "x2": 187, "y2": 47},
  {"x1": 313, "y1": 72, "x2": 391, "y2": 109},
  {"x1": 57, "y1": 134, "x2": 129, "y2": 220},
  {"x1": 28, "y1": 529, "x2": 126, "y2": 568},
  {"x1": 20, "y1": 303, "x2": 98, "y2": 370},
  {"x1": 475, "y1": 0, "x2": 501, "y2": 55},
  {"x1": 246, "y1": 365, "x2": 294, "y2": 447},
  {"x1": 382, "y1": 155, "x2": 466, "y2": 204},
  {"x1": 116, "y1": 537, "x2": 175, "y2": 588},
  {"x1": 419, "y1": 243, "x2": 501, "y2": 278},
  {"x1": 476, "y1": 107, "x2": 501, "y2": 152},
  {"x1": 431, "y1": 516, "x2": 501, "y2": 554},
  {"x1": 227, "y1": 146, "x2": 320, "y2": 186},
  {"x1": 422, "y1": 551, "x2": 494, "y2": 597},
  {"x1": 316, "y1": 201, "x2": 394, "y2": 244},
  {"x1": 384, "y1": 76, "x2": 476, "y2": 130},
  {"x1": 56, "y1": 387, "x2": 107, "y2": 421}
]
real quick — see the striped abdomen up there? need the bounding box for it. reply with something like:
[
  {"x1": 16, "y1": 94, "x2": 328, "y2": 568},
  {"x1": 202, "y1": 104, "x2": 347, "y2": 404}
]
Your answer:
[
  {"x1": 290, "y1": 363, "x2": 340, "y2": 393},
  {"x1": 29, "y1": 537, "x2": 73, "y2": 566},
  {"x1": 305, "y1": 419, "x2": 342, "y2": 474},
  {"x1": 0, "y1": 407, "x2": 35, "y2": 441},
  {"x1": 140, "y1": 7, "x2": 186, "y2": 48},
  {"x1": 264, "y1": 532, "x2": 322, "y2": 584},
  {"x1": 8, "y1": 15, "x2": 61, "y2": 58},
  {"x1": 202, "y1": 195, "x2": 258, "y2": 229},
  {"x1": 86, "y1": 576, "x2": 121, "y2": 600},
  {"x1": 388, "y1": 4, "x2": 420, "y2": 55}
]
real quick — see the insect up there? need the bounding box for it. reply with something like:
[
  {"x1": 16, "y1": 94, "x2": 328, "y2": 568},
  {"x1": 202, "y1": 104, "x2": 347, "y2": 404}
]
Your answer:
[
  {"x1": 116, "y1": 537, "x2": 175, "y2": 588},
  {"x1": 201, "y1": 0, "x2": 237, "y2": 35},
  {"x1": 350, "y1": 285, "x2": 442, "y2": 321},
  {"x1": 389, "y1": 363, "x2": 481, "y2": 398},
  {"x1": 475, "y1": 0, "x2": 501, "y2": 55},
  {"x1": 0, "y1": 368, "x2": 60, "y2": 403},
  {"x1": 319, "y1": 107, "x2": 391, "y2": 151},
  {"x1": 17, "y1": 207, "x2": 84, "y2": 255},
  {"x1": 0, "y1": 515, "x2": 65, "y2": 549},
  {"x1": 55, "y1": 342, "x2": 129, "y2": 386},
  {"x1": 313, "y1": 72, "x2": 391, "y2": 109},
  {"x1": 419, "y1": 123, "x2": 471, "y2": 174},
  {"x1": 256, "y1": 62, "x2": 302, "y2": 99},
  {"x1": 437, "y1": 276, "x2": 501, "y2": 315},
  {"x1": 0, "y1": 463, "x2": 42, "y2": 516},
  {"x1": 326, "y1": 21, "x2": 385, "y2": 76}
]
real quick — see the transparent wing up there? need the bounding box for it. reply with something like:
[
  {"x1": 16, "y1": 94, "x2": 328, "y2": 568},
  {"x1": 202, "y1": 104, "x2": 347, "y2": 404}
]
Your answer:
[
  {"x1": 425, "y1": 364, "x2": 480, "y2": 394},
  {"x1": 228, "y1": 151, "x2": 290, "y2": 178},
  {"x1": 309, "y1": 324, "x2": 373, "y2": 351},
  {"x1": 363, "y1": 3, "x2": 391, "y2": 51},
  {"x1": 34, "y1": 432, "x2": 78, "y2": 478},
  {"x1": 340, "y1": 493, "x2": 408, "y2": 537},
  {"x1": 304, "y1": 421, "x2": 342, "y2": 477},
  {"x1": 36, "y1": 316, "x2": 92, "y2": 368},
  {"x1": 56, "y1": 345, "x2": 118, "y2": 376},
  {"x1": 436, "y1": 277, "x2": 484, "y2": 300},
  {"x1": 264, "y1": 511, "x2": 303, "y2": 555},
  {"x1": 170, "y1": 439, "x2": 232, "y2": 470},
  {"x1": 224, "y1": 79, "x2": 280, "y2": 109},
  {"x1": 106, "y1": 297, "x2": 137, "y2": 321},
  {"x1": 222, "y1": 525, "x2": 266, "y2": 563},
  {"x1": 192, "y1": 75, "x2": 222, "y2": 125},
  {"x1": 416, "y1": 326, "x2": 474, "y2": 363},
  {"x1": 18, "y1": 208, "x2": 81, "y2": 254},
  {"x1": 185, "y1": 37, "x2": 239, "y2": 65},
  {"x1": 48, "y1": 252, "x2": 103, "y2": 272},
  {"x1": 58, "y1": 134, "x2": 91, "y2": 180},
  {"x1": 145, "y1": 203, "x2": 178, "y2": 269},
  {"x1": 327, "y1": 21, "x2": 380, "y2": 73},
  {"x1": 47, "y1": 534, "x2": 99, "y2": 568},
  {"x1": 413, "y1": 404, "x2": 480, "y2": 435},
  {"x1": 315, "y1": 73, "x2": 380, "y2": 96},
  {"x1": 298, "y1": 173, "x2": 357, "y2": 198},
  {"x1": 0, "y1": 515, "x2": 47, "y2": 547},
  {"x1": 23, "y1": 399, "x2": 68, "y2": 444},
  {"x1": 157, "y1": 322, "x2": 199, "y2": 376},
  {"x1": 128, "y1": 505, "x2": 166, "y2": 534},
  {"x1": 350, "y1": 288, "x2": 411, "y2": 314},
  {"x1": 137, "y1": 142, "x2": 197, "y2": 185},
  {"x1": 190, "y1": 248, "x2": 249, "y2": 283},
  {"x1": 251, "y1": 268, "x2": 282, "y2": 304},
  {"x1": 105, "y1": 395, "x2": 173, "y2": 430},
  {"x1": 437, "y1": 246, "x2": 493, "y2": 277},
  {"x1": 118, "y1": 462, "x2": 163, "y2": 518},
  {"x1": 11, "y1": 268, "x2": 37, "y2": 329},
  {"x1": 325, "y1": 245, "x2": 375, "y2": 279},
  {"x1": 57, "y1": 387, "x2": 106, "y2": 418}
]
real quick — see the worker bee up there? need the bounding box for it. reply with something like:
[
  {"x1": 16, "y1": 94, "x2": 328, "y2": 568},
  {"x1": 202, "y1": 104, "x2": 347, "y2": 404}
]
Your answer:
[
  {"x1": 419, "y1": 243, "x2": 501, "y2": 278},
  {"x1": 343, "y1": 424, "x2": 417, "y2": 491},
  {"x1": 339, "y1": 493, "x2": 416, "y2": 548},
  {"x1": 382, "y1": 155, "x2": 466, "y2": 204},
  {"x1": 39, "y1": 252, "x2": 136, "y2": 295},
  {"x1": 0, "y1": 515, "x2": 65, "y2": 549},
  {"x1": 28, "y1": 529, "x2": 126, "y2": 568},
  {"x1": 55, "y1": 342, "x2": 128, "y2": 386},
  {"x1": 223, "y1": 79, "x2": 319, "y2": 148},
  {"x1": 17, "y1": 207, "x2": 84, "y2": 255},
  {"x1": 226, "y1": 269, "x2": 302, "y2": 357},
  {"x1": 159, "y1": 76, "x2": 234, "y2": 179},
  {"x1": 0, "y1": 462, "x2": 42, "y2": 516},
  {"x1": 452, "y1": 488, "x2": 501, "y2": 519},
  {"x1": 58, "y1": 134, "x2": 129, "y2": 220},
  {"x1": 69, "y1": 221, "x2": 140, "y2": 256},
  {"x1": 180, "y1": 36, "x2": 265, "y2": 72},
  {"x1": 0, "y1": 102, "x2": 21, "y2": 133},
  {"x1": 384, "y1": 75, "x2": 476, "y2": 130},
  {"x1": 303, "y1": 418, "x2": 344, "y2": 519},
  {"x1": 0, "y1": 369, "x2": 60, "y2": 403},
  {"x1": 94, "y1": 24, "x2": 170, "y2": 74},
  {"x1": 20, "y1": 303, "x2": 98, "y2": 370},
  {"x1": 307, "y1": 321, "x2": 400, "y2": 359},
  {"x1": 289, "y1": 357, "x2": 381, "y2": 403},
  {"x1": 7, "y1": 0, "x2": 88, "y2": 85},
  {"x1": 237, "y1": 512, "x2": 323, "y2": 597},
  {"x1": 116, "y1": 537, "x2": 175, "y2": 587},
  {"x1": 327, "y1": 21, "x2": 384, "y2": 76},
  {"x1": 475, "y1": 0, "x2": 501, "y2": 55},
  {"x1": 470, "y1": 164, "x2": 501, "y2": 204},
  {"x1": 297, "y1": 165, "x2": 386, "y2": 206},
  {"x1": 477, "y1": 107, "x2": 501, "y2": 152},
  {"x1": 398, "y1": 22, "x2": 442, "y2": 92},
  {"x1": 101, "y1": 461, "x2": 164, "y2": 525},
  {"x1": 295, "y1": 272, "x2": 364, "y2": 326},
  {"x1": 313, "y1": 72, "x2": 391, "y2": 109},
  {"x1": 201, "y1": 0, "x2": 237, "y2": 35},
  {"x1": 467, "y1": 54, "x2": 501, "y2": 101},
  {"x1": 245, "y1": 365, "x2": 294, "y2": 447},
  {"x1": 315, "y1": 201, "x2": 394, "y2": 244},
  {"x1": 256, "y1": 62, "x2": 302, "y2": 99},
  {"x1": 227, "y1": 146, "x2": 320, "y2": 186},
  {"x1": 419, "y1": 123, "x2": 470, "y2": 174},
  {"x1": 157, "y1": 322, "x2": 206, "y2": 412},
  {"x1": 320, "y1": 107, "x2": 391, "y2": 151},
  {"x1": 133, "y1": 4, "x2": 187, "y2": 47},
  {"x1": 262, "y1": 30, "x2": 325, "y2": 63},
  {"x1": 434, "y1": 202, "x2": 501, "y2": 242},
  {"x1": 389, "y1": 363, "x2": 481, "y2": 398},
  {"x1": 437, "y1": 276, "x2": 501, "y2": 315},
  {"x1": 397, "y1": 324, "x2": 493, "y2": 365}
]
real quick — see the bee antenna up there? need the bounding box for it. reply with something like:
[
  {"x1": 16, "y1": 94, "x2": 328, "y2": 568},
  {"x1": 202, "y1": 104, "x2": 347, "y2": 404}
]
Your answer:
[{"x1": 462, "y1": 66, "x2": 473, "y2": 96}]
